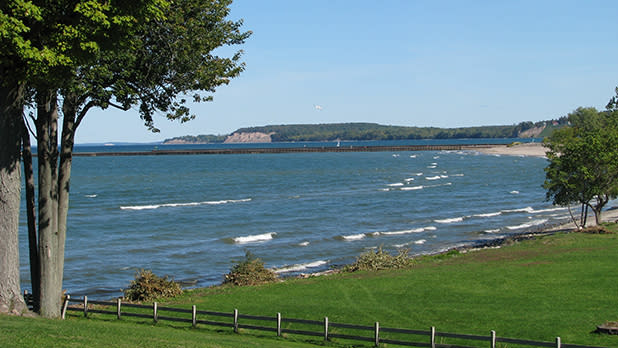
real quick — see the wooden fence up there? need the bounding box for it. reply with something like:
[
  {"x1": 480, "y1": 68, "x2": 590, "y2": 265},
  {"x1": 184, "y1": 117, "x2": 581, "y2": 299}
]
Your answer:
[{"x1": 61, "y1": 295, "x2": 605, "y2": 348}]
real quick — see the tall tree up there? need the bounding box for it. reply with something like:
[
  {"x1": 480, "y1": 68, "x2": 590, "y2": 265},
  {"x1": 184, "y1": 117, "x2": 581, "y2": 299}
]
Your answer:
[
  {"x1": 1, "y1": 0, "x2": 167, "y2": 317},
  {"x1": 13, "y1": 0, "x2": 249, "y2": 318},
  {"x1": 544, "y1": 106, "x2": 618, "y2": 227}
]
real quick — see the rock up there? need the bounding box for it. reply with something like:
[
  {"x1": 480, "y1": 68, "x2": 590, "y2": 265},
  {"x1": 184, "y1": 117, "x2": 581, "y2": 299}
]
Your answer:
[{"x1": 224, "y1": 132, "x2": 274, "y2": 143}]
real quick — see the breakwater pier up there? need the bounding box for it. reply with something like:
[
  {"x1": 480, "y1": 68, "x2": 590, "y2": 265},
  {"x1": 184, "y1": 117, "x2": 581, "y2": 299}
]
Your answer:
[{"x1": 72, "y1": 144, "x2": 496, "y2": 157}]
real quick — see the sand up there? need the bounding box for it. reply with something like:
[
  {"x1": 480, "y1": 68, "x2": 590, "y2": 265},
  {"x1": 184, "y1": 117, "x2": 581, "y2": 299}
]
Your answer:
[{"x1": 474, "y1": 142, "x2": 548, "y2": 158}]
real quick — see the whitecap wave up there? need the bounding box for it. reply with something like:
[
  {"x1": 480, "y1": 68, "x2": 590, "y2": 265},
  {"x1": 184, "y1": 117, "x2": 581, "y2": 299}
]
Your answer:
[
  {"x1": 502, "y1": 206, "x2": 535, "y2": 214},
  {"x1": 298, "y1": 241, "x2": 310, "y2": 246},
  {"x1": 404, "y1": 178, "x2": 415, "y2": 182},
  {"x1": 414, "y1": 239, "x2": 426, "y2": 245},
  {"x1": 484, "y1": 229, "x2": 501, "y2": 233},
  {"x1": 435, "y1": 217, "x2": 464, "y2": 224},
  {"x1": 85, "y1": 194, "x2": 97, "y2": 198},
  {"x1": 452, "y1": 174, "x2": 464, "y2": 177},
  {"x1": 401, "y1": 185, "x2": 424, "y2": 191},
  {"x1": 473, "y1": 212, "x2": 502, "y2": 218},
  {"x1": 427, "y1": 165, "x2": 437, "y2": 169},
  {"x1": 120, "y1": 198, "x2": 251, "y2": 210},
  {"x1": 273, "y1": 260, "x2": 328, "y2": 274},
  {"x1": 233, "y1": 232, "x2": 276, "y2": 244},
  {"x1": 424, "y1": 226, "x2": 437, "y2": 231},
  {"x1": 342, "y1": 233, "x2": 366, "y2": 241},
  {"x1": 426, "y1": 176, "x2": 441, "y2": 180},
  {"x1": 379, "y1": 228, "x2": 425, "y2": 235},
  {"x1": 505, "y1": 219, "x2": 548, "y2": 230},
  {"x1": 510, "y1": 190, "x2": 520, "y2": 194},
  {"x1": 530, "y1": 207, "x2": 568, "y2": 214},
  {"x1": 409, "y1": 155, "x2": 417, "y2": 158},
  {"x1": 387, "y1": 183, "x2": 404, "y2": 187}
]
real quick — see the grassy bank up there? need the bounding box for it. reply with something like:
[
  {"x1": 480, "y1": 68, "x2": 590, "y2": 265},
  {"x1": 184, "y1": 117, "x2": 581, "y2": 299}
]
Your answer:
[{"x1": 3, "y1": 228, "x2": 618, "y2": 347}]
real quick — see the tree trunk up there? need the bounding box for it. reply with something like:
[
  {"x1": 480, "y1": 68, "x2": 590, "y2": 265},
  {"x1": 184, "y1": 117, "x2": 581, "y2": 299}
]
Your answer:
[
  {"x1": 35, "y1": 89, "x2": 62, "y2": 318},
  {"x1": 22, "y1": 128, "x2": 40, "y2": 311},
  {"x1": 57, "y1": 93, "x2": 80, "y2": 294},
  {"x1": 0, "y1": 82, "x2": 28, "y2": 314}
]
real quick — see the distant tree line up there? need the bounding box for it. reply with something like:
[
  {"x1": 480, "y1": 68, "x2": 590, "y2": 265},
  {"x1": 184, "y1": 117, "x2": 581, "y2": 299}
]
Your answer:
[{"x1": 164, "y1": 119, "x2": 567, "y2": 143}]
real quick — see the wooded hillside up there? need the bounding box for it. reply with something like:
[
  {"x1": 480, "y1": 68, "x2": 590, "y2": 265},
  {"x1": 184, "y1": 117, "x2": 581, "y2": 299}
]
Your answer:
[{"x1": 163, "y1": 119, "x2": 568, "y2": 144}]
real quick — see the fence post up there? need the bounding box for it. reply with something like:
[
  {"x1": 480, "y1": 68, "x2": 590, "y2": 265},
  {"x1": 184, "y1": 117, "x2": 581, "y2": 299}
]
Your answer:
[
  {"x1": 430, "y1": 326, "x2": 436, "y2": 348},
  {"x1": 324, "y1": 317, "x2": 329, "y2": 341},
  {"x1": 556, "y1": 337, "x2": 561, "y2": 348},
  {"x1": 61, "y1": 295, "x2": 70, "y2": 320},
  {"x1": 192, "y1": 305, "x2": 197, "y2": 328},
  {"x1": 234, "y1": 309, "x2": 239, "y2": 333},
  {"x1": 153, "y1": 302, "x2": 158, "y2": 323},
  {"x1": 117, "y1": 298, "x2": 121, "y2": 319},
  {"x1": 374, "y1": 322, "x2": 380, "y2": 347},
  {"x1": 83, "y1": 296, "x2": 88, "y2": 317},
  {"x1": 277, "y1": 313, "x2": 282, "y2": 337},
  {"x1": 491, "y1": 330, "x2": 496, "y2": 348}
]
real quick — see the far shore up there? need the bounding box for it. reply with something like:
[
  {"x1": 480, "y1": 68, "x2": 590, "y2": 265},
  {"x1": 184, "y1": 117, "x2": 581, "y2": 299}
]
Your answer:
[{"x1": 473, "y1": 142, "x2": 548, "y2": 158}]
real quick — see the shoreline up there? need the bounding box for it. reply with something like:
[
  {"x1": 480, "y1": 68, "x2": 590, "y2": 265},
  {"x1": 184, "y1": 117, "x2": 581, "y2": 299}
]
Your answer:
[
  {"x1": 473, "y1": 142, "x2": 548, "y2": 158},
  {"x1": 298, "y1": 206, "x2": 618, "y2": 279}
]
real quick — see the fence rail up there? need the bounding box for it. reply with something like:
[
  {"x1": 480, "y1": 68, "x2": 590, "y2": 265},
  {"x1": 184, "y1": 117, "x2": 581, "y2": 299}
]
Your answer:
[{"x1": 61, "y1": 295, "x2": 605, "y2": 348}]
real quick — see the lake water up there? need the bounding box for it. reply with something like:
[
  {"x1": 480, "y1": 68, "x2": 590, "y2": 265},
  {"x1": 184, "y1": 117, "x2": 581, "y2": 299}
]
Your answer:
[{"x1": 18, "y1": 139, "x2": 571, "y2": 299}]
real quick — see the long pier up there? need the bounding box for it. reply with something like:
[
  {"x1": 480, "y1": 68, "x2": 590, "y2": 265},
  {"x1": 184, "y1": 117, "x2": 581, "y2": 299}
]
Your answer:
[{"x1": 72, "y1": 144, "x2": 498, "y2": 157}]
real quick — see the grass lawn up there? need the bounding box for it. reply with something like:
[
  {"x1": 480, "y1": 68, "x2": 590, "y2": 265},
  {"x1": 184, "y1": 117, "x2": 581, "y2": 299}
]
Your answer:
[{"x1": 4, "y1": 228, "x2": 618, "y2": 347}]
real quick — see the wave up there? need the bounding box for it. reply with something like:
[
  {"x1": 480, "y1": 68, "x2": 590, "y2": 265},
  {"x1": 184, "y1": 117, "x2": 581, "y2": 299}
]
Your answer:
[
  {"x1": 510, "y1": 190, "x2": 520, "y2": 194},
  {"x1": 273, "y1": 260, "x2": 328, "y2": 274},
  {"x1": 530, "y1": 207, "x2": 568, "y2": 214},
  {"x1": 401, "y1": 185, "x2": 424, "y2": 191},
  {"x1": 424, "y1": 226, "x2": 437, "y2": 231},
  {"x1": 342, "y1": 233, "x2": 366, "y2": 241},
  {"x1": 233, "y1": 232, "x2": 276, "y2": 244},
  {"x1": 379, "y1": 227, "x2": 426, "y2": 235},
  {"x1": 505, "y1": 219, "x2": 548, "y2": 230},
  {"x1": 426, "y1": 176, "x2": 441, "y2": 180},
  {"x1": 483, "y1": 229, "x2": 501, "y2": 233},
  {"x1": 427, "y1": 165, "x2": 437, "y2": 169},
  {"x1": 502, "y1": 206, "x2": 535, "y2": 214},
  {"x1": 120, "y1": 198, "x2": 251, "y2": 211},
  {"x1": 473, "y1": 212, "x2": 502, "y2": 218},
  {"x1": 85, "y1": 194, "x2": 97, "y2": 198},
  {"x1": 387, "y1": 183, "x2": 404, "y2": 187},
  {"x1": 298, "y1": 241, "x2": 310, "y2": 246},
  {"x1": 435, "y1": 217, "x2": 464, "y2": 224},
  {"x1": 452, "y1": 174, "x2": 464, "y2": 177},
  {"x1": 409, "y1": 155, "x2": 417, "y2": 158},
  {"x1": 414, "y1": 239, "x2": 426, "y2": 245},
  {"x1": 404, "y1": 178, "x2": 415, "y2": 182}
]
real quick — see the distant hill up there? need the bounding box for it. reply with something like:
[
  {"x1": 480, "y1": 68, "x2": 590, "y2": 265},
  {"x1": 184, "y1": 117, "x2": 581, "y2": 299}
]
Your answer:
[{"x1": 162, "y1": 120, "x2": 568, "y2": 144}]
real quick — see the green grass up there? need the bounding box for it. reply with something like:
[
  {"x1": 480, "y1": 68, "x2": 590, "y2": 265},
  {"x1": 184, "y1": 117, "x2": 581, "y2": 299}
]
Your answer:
[{"x1": 4, "y1": 229, "x2": 618, "y2": 347}]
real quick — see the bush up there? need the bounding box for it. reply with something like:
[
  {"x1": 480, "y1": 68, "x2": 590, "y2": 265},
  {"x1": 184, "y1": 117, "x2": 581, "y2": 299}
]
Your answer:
[
  {"x1": 223, "y1": 251, "x2": 277, "y2": 286},
  {"x1": 124, "y1": 270, "x2": 182, "y2": 302},
  {"x1": 580, "y1": 225, "x2": 613, "y2": 234},
  {"x1": 344, "y1": 246, "x2": 412, "y2": 272}
]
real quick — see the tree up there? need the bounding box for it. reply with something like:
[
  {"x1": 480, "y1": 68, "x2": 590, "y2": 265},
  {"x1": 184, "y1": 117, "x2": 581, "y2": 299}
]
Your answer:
[
  {"x1": 543, "y1": 106, "x2": 618, "y2": 227},
  {"x1": 1, "y1": 0, "x2": 167, "y2": 317},
  {"x1": 5, "y1": 0, "x2": 249, "y2": 318}
]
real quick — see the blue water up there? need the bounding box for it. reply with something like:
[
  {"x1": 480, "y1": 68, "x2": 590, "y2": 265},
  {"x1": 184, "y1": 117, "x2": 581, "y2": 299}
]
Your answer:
[{"x1": 18, "y1": 140, "x2": 568, "y2": 299}]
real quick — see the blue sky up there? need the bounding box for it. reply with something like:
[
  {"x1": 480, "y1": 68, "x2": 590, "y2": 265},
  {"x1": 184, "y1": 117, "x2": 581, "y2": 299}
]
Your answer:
[{"x1": 75, "y1": 0, "x2": 618, "y2": 143}]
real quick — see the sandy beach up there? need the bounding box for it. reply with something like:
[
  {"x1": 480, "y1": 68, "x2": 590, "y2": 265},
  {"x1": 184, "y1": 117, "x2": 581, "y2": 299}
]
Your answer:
[{"x1": 474, "y1": 142, "x2": 548, "y2": 158}]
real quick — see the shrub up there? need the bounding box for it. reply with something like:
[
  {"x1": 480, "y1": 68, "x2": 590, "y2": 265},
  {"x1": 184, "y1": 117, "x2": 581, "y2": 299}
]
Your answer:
[
  {"x1": 580, "y1": 225, "x2": 613, "y2": 234},
  {"x1": 343, "y1": 246, "x2": 412, "y2": 272},
  {"x1": 223, "y1": 251, "x2": 277, "y2": 286},
  {"x1": 124, "y1": 270, "x2": 182, "y2": 302}
]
